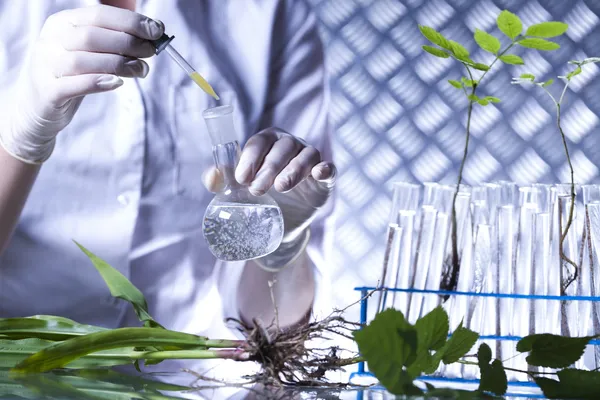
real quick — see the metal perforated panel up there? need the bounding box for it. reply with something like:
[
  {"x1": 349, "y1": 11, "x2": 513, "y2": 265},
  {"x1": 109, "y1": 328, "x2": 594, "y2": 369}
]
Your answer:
[{"x1": 309, "y1": 0, "x2": 600, "y2": 311}]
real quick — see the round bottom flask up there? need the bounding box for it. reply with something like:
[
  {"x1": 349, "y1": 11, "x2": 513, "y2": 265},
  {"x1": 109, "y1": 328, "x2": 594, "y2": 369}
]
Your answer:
[{"x1": 201, "y1": 105, "x2": 284, "y2": 261}]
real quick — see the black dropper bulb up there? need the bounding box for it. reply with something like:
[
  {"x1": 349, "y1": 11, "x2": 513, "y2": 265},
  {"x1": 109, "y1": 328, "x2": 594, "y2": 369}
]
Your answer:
[{"x1": 151, "y1": 33, "x2": 175, "y2": 55}]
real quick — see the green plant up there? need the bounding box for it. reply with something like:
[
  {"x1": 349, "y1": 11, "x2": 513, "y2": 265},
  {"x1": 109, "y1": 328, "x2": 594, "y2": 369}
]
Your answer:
[
  {"x1": 419, "y1": 11, "x2": 568, "y2": 292},
  {"x1": 511, "y1": 57, "x2": 600, "y2": 292},
  {"x1": 354, "y1": 306, "x2": 600, "y2": 399}
]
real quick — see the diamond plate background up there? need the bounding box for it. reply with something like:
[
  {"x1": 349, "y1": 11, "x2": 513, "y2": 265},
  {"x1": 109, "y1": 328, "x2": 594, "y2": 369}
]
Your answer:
[{"x1": 307, "y1": 0, "x2": 600, "y2": 315}]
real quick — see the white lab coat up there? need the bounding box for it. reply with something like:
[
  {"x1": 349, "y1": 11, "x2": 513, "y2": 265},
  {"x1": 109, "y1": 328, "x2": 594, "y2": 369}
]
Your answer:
[{"x1": 0, "y1": 0, "x2": 333, "y2": 384}]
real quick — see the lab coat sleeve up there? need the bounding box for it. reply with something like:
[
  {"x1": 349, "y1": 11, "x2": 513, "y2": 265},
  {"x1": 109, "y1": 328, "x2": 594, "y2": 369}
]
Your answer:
[{"x1": 218, "y1": 0, "x2": 334, "y2": 326}]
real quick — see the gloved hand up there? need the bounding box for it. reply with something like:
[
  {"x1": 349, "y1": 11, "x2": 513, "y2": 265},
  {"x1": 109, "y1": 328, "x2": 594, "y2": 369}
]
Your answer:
[
  {"x1": 203, "y1": 128, "x2": 336, "y2": 270},
  {"x1": 0, "y1": 5, "x2": 163, "y2": 164}
]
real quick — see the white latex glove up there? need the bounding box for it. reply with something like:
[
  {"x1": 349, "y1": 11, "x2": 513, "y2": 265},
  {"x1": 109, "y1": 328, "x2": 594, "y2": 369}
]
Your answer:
[
  {"x1": 0, "y1": 5, "x2": 164, "y2": 164},
  {"x1": 204, "y1": 128, "x2": 336, "y2": 269}
]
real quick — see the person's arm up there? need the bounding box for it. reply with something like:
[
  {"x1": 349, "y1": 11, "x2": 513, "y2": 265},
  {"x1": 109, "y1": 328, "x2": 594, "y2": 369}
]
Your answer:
[
  {"x1": 0, "y1": 148, "x2": 40, "y2": 254},
  {"x1": 235, "y1": 1, "x2": 334, "y2": 330},
  {"x1": 0, "y1": 4, "x2": 163, "y2": 256}
]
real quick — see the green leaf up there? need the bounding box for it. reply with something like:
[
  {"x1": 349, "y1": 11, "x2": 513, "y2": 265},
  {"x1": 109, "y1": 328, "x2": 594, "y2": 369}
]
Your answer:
[
  {"x1": 415, "y1": 306, "x2": 449, "y2": 351},
  {"x1": 461, "y1": 77, "x2": 475, "y2": 87},
  {"x1": 484, "y1": 96, "x2": 501, "y2": 103},
  {"x1": 499, "y1": 54, "x2": 525, "y2": 65},
  {"x1": 497, "y1": 10, "x2": 523, "y2": 40},
  {"x1": 468, "y1": 94, "x2": 480, "y2": 102},
  {"x1": 520, "y1": 73, "x2": 536, "y2": 81},
  {"x1": 353, "y1": 309, "x2": 421, "y2": 395},
  {"x1": 518, "y1": 38, "x2": 560, "y2": 51},
  {"x1": 566, "y1": 66, "x2": 582, "y2": 80},
  {"x1": 0, "y1": 316, "x2": 107, "y2": 341},
  {"x1": 441, "y1": 323, "x2": 479, "y2": 364},
  {"x1": 478, "y1": 98, "x2": 490, "y2": 106},
  {"x1": 535, "y1": 370, "x2": 600, "y2": 399},
  {"x1": 11, "y1": 327, "x2": 210, "y2": 374},
  {"x1": 472, "y1": 63, "x2": 490, "y2": 71},
  {"x1": 422, "y1": 45, "x2": 450, "y2": 58},
  {"x1": 526, "y1": 22, "x2": 569, "y2": 38},
  {"x1": 418, "y1": 25, "x2": 452, "y2": 51},
  {"x1": 74, "y1": 241, "x2": 163, "y2": 329},
  {"x1": 477, "y1": 343, "x2": 492, "y2": 366},
  {"x1": 474, "y1": 29, "x2": 501, "y2": 54},
  {"x1": 517, "y1": 334, "x2": 594, "y2": 368},
  {"x1": 479, "y1": 359, "x2": 508, "y2": 395},
  {"x1": 448, "y1": 79, "x2": 463, "y2": 89},
  {"x1": 542, "y1": 79, "x2": 554, "y2": 87},
  {"x1": 449, "y1": 40, "x2": 470, "y2": 62}
]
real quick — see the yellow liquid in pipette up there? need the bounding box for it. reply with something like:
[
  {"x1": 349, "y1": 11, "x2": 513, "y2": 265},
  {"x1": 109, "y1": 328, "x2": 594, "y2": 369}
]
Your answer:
[{"x1": 190, "y1": 71, "x2": 220, "y2": 100}]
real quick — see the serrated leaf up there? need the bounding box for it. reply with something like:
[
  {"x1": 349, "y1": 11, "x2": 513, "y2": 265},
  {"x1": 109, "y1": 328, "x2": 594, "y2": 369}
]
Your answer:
[
  {"x1": 497, "y1": 10, "x2": 523, "y2": 40},
  {"x1": 477, "y1": 344, "x2": 492, "y2": 366},
  {"x1": 474, "y1": 29, "x2": 501, "y2": 54},
  {"x1": 484, "y1": 96, "x2": 501, "y2": 103},
  {"x1": 535, "y1": 370, "x2": 600, "y2": 400},
  {"x1": 441, "y1": 323, "x2": 479, "y2": 364},
  {"x1": 499, "y1": 54, "x2": 525, "y2": 65},
  {"x1": 353, "y1": 309, "x2": 421, "y2": 395},
  {"x1": 526, "y1": 22, "x2": 568, "y2": 38},
  {"x1": 479, "y1": 359, "x2": 508, "y2": 395},
  {"x1": 566, "y1": 66, "x2": 582, "y2": 80},
  {"x1": 541, "y1": 79, "x2": 554, "y2": 87},
  {"x1": 517, "y1": 334, "x2": 594, "y2": 368},
  {"x1": 419, "y1": 25, "x2": 452, "y2": 50},
  {"x1": 472, "y1": 63, "x2": 490, "y2": 71},
  {"x1": 520, "y1": 73, "x2": 535, "y2": 80},
  {"x1": 449, "y1": 40, "x2": 470, "y2": 62},
  {"x1": 448, "y1": 79, "x2": 463, "y2": 89},
  {"x1": 422, "y1": 45, "x2": 450, "y2": 58},
  {"x1": 518, "y1": 38, "x2": 560, "y2": 51},
  {"x1": 415, "y1": 306, "x2": 449, "y2": 351}
]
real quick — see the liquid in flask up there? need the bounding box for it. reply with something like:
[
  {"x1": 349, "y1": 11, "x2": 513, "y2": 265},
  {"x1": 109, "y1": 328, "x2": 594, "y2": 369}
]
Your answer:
[{"x1": 201, "y1": 105, "x2": 284, "y2": 261}]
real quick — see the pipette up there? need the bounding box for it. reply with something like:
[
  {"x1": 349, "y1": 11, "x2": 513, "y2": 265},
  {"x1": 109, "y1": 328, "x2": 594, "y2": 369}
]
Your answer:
[{"x1": 152, "y1": 33, "x2": 220, "y2": 101}]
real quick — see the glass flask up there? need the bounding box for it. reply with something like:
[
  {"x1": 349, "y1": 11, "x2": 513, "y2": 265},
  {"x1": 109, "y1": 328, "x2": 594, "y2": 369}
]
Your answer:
[{"x1": 201, "y1": 105, "x2": 284, "y2": 261}]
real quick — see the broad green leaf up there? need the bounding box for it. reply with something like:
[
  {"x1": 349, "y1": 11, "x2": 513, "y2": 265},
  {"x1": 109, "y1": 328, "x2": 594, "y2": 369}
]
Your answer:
[
  {"x1": 12, "y1": 327, "x2": 210, "y2": 373},
  {"x1": 499, "y1": 54, "x2": 525, "y2": 65},
  {"x1": 535, "y1": 371, "x2": 600, "y2": 400},
  {"x1": 566, "y1": 66, "x2": 582, "y2": 80},
  {"x1": 0, "y1": 316, "x2": 107, "y2": 341},
  {"x1": 74, "y1": 241, "x2": 163, "y2": 329},
  {"x1": 477, "y1": 343, "x2": 492, "y2": 366},
  {"x1": 448, "y1": 79, "x2": 463, "y2": 89},
  {"x1": 415, "y1": 306, "x2": 449, "y2": 351},
  {"x1": 542, "y1": 79, "x2": 554, "y2": 87},
  {"x1": 449, "y1": 40, "x2": 470, "y2": 62},
  {"x1": 518, "y1": 38, "x2": 560, "y2": 51},
  {"x1": 353, "y1": 309, "x2": 421, "y2": 395},
  {"x1": 517, "y1": 334, "x2": 593, "y2": 368},
  {"x1": 497, "y1": 10, "x2": 523, "y2": 40},
  {"x1": 478, "y1": 98, "x2": 490, "y2": 106},
  {"x1": 441, "y1": 323, "x2": 479, "y2": 364},
  {"x1": 479, "y1": 359, "x2": 508, "y2": 395},
  {"x1": 520, "y1": 73, "x2": 535, "y2": 81},
  {"x1": 418, "y1": 26, "x2": 452, "y2": 50},
  {"x1": 472, "y1": 63, "x2": 490, "y2": 71},
  {"x1": 422, "y1": 45, "x2": 450, "y2": 58},
  {"x1": 468, "y1": 94, "x2": 480, "y2": 102},
  {"x1": 484, "y1": 96, "x2": 501, "y2": 103},
  {"x1": 526, "y1": 22, "x2": 568, "y2": 38},
  {"x1": 474, "y1": 29, "x2": 501, "y2": 54},
  {"x1": 0, "y1": 338, "x2": 134, "y2": 369}
]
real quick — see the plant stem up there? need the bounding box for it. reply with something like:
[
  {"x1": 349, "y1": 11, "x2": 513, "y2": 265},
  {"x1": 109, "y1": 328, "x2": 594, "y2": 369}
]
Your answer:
[
  {"x1": 457, "y1": 360, "x2": 541, "y2": 378},
  {"x1": 444, "y1": 44, "x2": 515, "y2": 292},
  {"x1": 133, "y1": 348, "x2": 251, "y2": 361}
]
